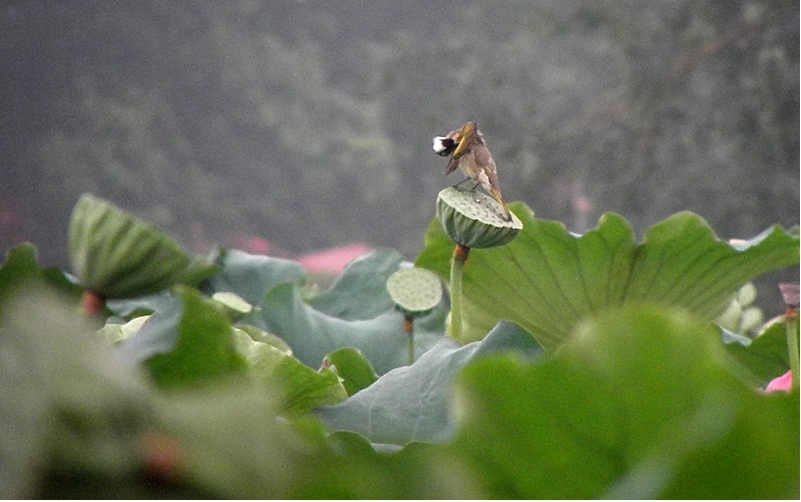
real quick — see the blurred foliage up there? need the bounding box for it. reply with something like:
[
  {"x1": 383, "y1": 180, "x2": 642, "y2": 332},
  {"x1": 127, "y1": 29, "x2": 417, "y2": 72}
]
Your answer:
[
  {"x1": 452, "y1": 307, "x2": 798, "y2": 499},
  {"x1": 0, "y1": 189, "x2": 798, "y2": 497},
  {"x1": 0, "y1": 242, "x2": 796, "y2": 498}
]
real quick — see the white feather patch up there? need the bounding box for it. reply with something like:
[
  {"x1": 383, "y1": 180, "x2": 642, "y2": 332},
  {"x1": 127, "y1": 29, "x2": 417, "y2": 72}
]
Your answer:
[{"x1": 432, "y1": 136, "x2": 449, "y2": 153}]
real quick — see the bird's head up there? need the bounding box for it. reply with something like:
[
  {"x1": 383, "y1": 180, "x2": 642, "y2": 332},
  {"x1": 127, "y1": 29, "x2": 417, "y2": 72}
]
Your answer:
[
  {"x1": 452, "y1": 121, "x2": 481, "y2": 157},
  {"x1": 433, "y1": 135, "x2": 458, "y2": 156}
]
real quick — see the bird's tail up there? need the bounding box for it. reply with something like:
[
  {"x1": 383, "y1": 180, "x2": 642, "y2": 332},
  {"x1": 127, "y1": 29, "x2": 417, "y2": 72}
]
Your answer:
[{"x1": 489, "y1": 187, "x2": 512, "y2": 221}]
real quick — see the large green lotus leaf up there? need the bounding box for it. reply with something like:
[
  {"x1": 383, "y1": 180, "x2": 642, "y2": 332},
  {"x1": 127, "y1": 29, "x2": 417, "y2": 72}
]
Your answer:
[
  {"x1": 451, "y1": 306, "x2": 799, "y2": 499},
  {"x1": 724, "y1": 319, "x2": 795, "y2": 387},
  {"x1": 416, "y1": 205, "x2": 800, "y2": 349},
  {"x1": 146, "y1": 287, "x2": 247, "y2": 388},
  {"x1": 153, "y1": 383, "x2": 304, "y2": 499},
  {"x1": 272, "y1": 359, "x2": 347, "y2": 415},
  {"x1": 68, "y1": 194, "x2": 191, "y2": 299},
  {"x1": 603, "y1": 390, "x2": 798, "y2": 499},
  {"x1": 287, "y1": 433, "x2": 481, "y2": 499},
  {"x1": 235, "y1": 323, "x2": 292, "y2": 353},
  {"x1": 154, "y1": 382, "x2": 476, "y2": 499},
  {"x1": 323, "y1": 347, "x2": 378, "y2": 396},
  {"x1": 201, "y1": 248, "x2": 307, "y2": 306},
  {"x1": 107, "y1": 290, "x2": 179, "y2": 319},
  {"x1": 315, "y1": 321, "x2": 542, "y2": 446},
  {"x1": 248, "y1": 283, "x2": 445, "y2": 375},
  {"x1": 0, "y1": 287, "x2": 59, "y2": 498},
  {"x1": 117, "y1": 292, "x2": 184, "y2": 363},
  {"x1": 0, "y1": 243, "x2": 83, "y2": 305},
  {"x1": 0, "y1": 287, "x2": 154, "y2": 498},
  {"x1": 177, "y1": 256, "x2": 222, "y2": 288},
  {"x1": 307, "y1": 248, "x2": 405, "y2": 321},
  {"x1": 233, "y1": 328, "x2": 347, "y2": 414},
  {"x1": 97, "y1": 315, "x2": 151, "y2": 345}
]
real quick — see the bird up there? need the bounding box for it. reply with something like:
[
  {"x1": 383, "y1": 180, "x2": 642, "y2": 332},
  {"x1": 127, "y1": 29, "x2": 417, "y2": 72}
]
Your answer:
[{"x1": 434, "y1": 121, "x2": 512, "y2": 221}]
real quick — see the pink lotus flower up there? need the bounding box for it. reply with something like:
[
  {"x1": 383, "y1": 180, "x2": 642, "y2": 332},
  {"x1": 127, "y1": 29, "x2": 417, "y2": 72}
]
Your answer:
[
  {"x1": 297, "y1": 243, "x2": 371, "y2": 274},
  {"x1": 765, "y1": 370, "x2": 793, "y2": 393},
  {"x1": 229, "y1": 236, "x2": 272, "y2": 255}
]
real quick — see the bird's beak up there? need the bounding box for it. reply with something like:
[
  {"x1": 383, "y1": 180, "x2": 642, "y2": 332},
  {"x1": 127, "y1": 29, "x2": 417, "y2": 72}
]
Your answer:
[{"x1": 451, "y1": 123, "x2": 474, "y2": 158}]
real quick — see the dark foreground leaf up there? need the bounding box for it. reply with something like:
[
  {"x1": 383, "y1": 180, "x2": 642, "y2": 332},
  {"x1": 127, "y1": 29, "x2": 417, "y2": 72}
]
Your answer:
[{"x1": 451, "y1": 306, "x2": 799, "y2": 499}]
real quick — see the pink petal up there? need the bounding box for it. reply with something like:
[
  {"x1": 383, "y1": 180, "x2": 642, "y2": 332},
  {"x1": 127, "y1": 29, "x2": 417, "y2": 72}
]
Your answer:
[
  {"x1": 765, "y1": 370, "x2": 793, "y2": 393},
  {"x1": 228, "y1": 236, "x2": 272, "y2": 255},
  {"x1": 297, "y1": 243, "x2": 372, "y2": 274}
]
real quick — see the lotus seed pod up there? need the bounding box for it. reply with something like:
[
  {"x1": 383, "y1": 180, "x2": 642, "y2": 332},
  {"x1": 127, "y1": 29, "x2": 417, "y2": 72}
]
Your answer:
[
  {"x1": 386, "y1": 267, "x2": 443, "y2": 315},
  {"x1": 436, "y1": 187, "x2": 522, "y2": 249},
  {"x1": 69, "y1": 194, "x2": 191, "y2": 298}
]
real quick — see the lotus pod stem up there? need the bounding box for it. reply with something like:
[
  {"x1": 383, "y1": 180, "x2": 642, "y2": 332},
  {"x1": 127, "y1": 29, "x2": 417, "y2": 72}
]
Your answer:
[
  {"x1": 786, "y1": 308, "x2": 799, "y2": 392},
  {"x1": 449, "y1": 244, "x2": 469, "y2": 341},
  {"x1": 780, "y1": 283, "x2": 799, "y2": 391},
  {"x1": 403, "y1": 315, "x2": 415, "y2": 365},
  {"x1": 386, "y1": 267, "x2": 444, "y2": 363},
  {"x1": 81, "y1": 289, "x2": 105, "y2": 315}
]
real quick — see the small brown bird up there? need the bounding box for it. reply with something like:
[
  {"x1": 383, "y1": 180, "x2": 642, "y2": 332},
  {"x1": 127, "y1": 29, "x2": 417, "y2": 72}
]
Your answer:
[{"x1": 434, "y1": 121, "x2": 511, "y2": 221}]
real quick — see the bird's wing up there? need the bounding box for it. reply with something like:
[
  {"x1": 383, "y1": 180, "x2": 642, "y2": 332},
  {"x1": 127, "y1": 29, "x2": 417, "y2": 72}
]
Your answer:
[
  {"x1": 445, "y1": 155, "x2": 461, "y2": 175},
  {"x1": 474, "y1": 144, "x2": 502, "y2": 191}
]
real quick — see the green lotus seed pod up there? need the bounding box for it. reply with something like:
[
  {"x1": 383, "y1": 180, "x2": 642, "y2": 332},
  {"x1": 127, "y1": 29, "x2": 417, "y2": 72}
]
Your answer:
[
  {"x1": 436, "y1": 187, "x2": 523, "y2": 248},
  {"x1": 386, "y1": 267, "x2": 443, "y2": 315},
  {"x1": 69, "y1": 194, "x2": 191, "y2": 299}
]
